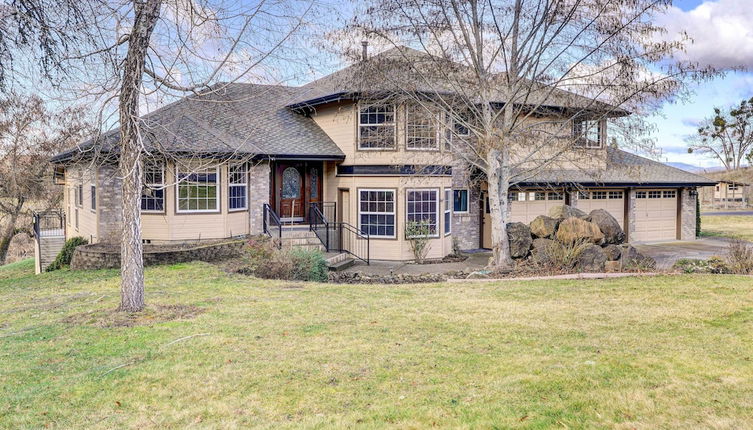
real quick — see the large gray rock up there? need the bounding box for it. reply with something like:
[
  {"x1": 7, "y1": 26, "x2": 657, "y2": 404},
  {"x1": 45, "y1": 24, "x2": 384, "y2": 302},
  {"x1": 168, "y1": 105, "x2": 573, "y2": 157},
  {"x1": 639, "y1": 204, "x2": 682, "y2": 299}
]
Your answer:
[
  {"x1": 530, "y1": 238, "x2": 557, "y2": 266},
  {"x1": 577, "y1": 244, "x2": 607, "y2": 272},
  {"x1": 621, "y1": 245, "x2": 656, "y2": 270},
  {"x1": 507, "y1": 222, "x2": 533, "y2": 259},
  {"x1": 530, "y1": 215, "x2": 559, "y2": 239},
  {"x1": 589, "y1": 209, "x2": 625, "y2": 244},
  {"x1": 532, "y1": 237, "x2": 555, "y2": 250},
  {"x1": 549, "y1": 205, "x2": 588, "y2": 220},
  {"x1": 555, "y1": 217, "x2": 605, "y2": 245},
  {"x1": 603, "y1": 244, "x2": 622, "y2": 261}
]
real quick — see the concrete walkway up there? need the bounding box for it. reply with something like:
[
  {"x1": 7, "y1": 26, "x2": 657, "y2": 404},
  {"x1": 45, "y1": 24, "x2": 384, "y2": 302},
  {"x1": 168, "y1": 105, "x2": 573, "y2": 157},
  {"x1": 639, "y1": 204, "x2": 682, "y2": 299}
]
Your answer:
[
  {"x1": 343, "y1": 251, "x2": 490, "y2": 276},
  {"x1": 702, "y1": 210, "x2": 753, "y2": 216},
  {"x1": 633, "y1": 237, "x2": 733, "y2": 269}
]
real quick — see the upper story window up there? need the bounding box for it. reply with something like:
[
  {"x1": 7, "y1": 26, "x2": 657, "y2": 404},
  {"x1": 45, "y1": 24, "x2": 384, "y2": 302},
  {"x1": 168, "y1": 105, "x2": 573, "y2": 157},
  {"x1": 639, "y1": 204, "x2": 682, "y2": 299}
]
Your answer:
[
  {"x1": 405, "y1": 104, "x2": 438, "y2": 150},
  {"x1": 177, "y1": 164, "x2": 219, "y2": 213},
  {"x1": 142, "y1": 160, "x2": 165, "y2": 213},
  {"x1": 358, "y1": 104, "x2": 395, "y2": 150},
  {"x1": 90, "y1": 185, "x2": 96, "y2": 211},
  {"x1": 573, "y1": 119, "x2": 603, "y2": 148},
  {"x1": 728, "y1": 184, "x2": 739, "y2": 191}
]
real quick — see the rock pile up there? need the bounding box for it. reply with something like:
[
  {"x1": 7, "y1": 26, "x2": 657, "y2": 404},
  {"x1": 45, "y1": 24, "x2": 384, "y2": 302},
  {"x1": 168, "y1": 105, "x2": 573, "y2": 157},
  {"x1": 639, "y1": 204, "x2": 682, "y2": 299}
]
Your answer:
[{"x1": 506, "y1": 205, "x2": 655, "y2": 272}]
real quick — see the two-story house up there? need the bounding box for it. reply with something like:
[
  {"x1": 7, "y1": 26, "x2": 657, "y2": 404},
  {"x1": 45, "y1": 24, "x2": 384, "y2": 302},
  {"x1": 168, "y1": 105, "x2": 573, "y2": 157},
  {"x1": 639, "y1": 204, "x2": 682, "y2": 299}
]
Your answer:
[{"x1": 49, "y1": 47, "x2": 714, "y2": 264}]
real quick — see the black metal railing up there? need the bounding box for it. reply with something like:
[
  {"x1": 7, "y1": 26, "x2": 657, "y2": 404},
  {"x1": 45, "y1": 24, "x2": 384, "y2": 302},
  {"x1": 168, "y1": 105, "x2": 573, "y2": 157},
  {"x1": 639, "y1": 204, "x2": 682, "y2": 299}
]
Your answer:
[
  {"x1": 33, "y1": 210, "x2": 65, "y2": 238},
  {"x1": 308, "y1": 202, "x2": 369, "y2": 264},
  {"x1": 262, "y1": 203, "x2": 282, "y2": 246}
]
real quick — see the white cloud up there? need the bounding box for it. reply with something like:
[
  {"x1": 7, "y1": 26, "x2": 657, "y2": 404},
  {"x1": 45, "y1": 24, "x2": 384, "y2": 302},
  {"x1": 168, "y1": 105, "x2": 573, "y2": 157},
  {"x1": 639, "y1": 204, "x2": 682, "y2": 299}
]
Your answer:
[{"x1": 657, "y1": 0, "x2": 753, "y2": 69}]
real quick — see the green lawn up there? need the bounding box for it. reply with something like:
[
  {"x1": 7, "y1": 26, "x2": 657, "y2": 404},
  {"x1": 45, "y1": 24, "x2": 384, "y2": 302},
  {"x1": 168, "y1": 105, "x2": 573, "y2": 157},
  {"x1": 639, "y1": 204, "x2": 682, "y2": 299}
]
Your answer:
[
  {"x1": 2, "y1": 260, "x2": 753, "y2": 429},
  {"x1": 701, "y1": 215, "x2": 753, "y2": 241}
]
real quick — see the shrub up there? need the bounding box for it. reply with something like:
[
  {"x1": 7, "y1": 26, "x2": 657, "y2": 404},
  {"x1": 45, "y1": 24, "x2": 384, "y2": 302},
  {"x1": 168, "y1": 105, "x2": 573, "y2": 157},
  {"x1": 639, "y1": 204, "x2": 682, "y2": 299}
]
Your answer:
[
  {"x1": 673, "y1": 257, "x2": 729, "y2": 274},
  {"x1": 46, "y1": 237, "x2": 88, "y2": 271},
  {"x1": 405, "y1": 220, "x2": 433, "y2": 263},
  {"x1": 242, "y1": 237, "x2": 328, "y2": 282},
  {"x1": 726, "y1": 239, "x2": 753, "y2": 274},
  {"x1": 533, "y1": 239, "x2": 590, "y2": 270}
]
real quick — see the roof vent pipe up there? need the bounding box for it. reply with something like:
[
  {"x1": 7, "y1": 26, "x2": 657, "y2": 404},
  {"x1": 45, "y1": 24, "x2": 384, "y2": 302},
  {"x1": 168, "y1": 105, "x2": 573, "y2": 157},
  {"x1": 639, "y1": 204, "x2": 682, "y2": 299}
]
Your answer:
[{"x1": 361, "y1": 41, "x2": 368, "y2": 61}]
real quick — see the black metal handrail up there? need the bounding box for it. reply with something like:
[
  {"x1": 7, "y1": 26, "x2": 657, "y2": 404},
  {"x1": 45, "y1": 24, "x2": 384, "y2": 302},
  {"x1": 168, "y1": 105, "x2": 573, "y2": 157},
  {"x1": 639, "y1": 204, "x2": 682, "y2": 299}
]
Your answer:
[
  {"x1": 262, "y1": 203, "x2": 282, "y2": 246},
  {"x1": 308, "y1": 202, "x2": 369, "y2": 264},
  {"x1": 33, "y1": 210, "x2": 65, "y2": 238},
  {"x1": 309, "y1": 201, "x2": 336, "y2": 226}
]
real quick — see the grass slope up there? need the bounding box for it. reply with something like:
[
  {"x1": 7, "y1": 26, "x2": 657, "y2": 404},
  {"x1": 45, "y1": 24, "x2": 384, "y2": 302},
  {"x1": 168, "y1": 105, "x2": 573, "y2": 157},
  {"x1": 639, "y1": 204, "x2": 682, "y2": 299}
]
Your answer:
[
  {"x1": 701, "y1": 215, "x2": 753, "y2": 241},
  {"x1": 2, "y1": 260, "x2": 753, "y2": 429}
]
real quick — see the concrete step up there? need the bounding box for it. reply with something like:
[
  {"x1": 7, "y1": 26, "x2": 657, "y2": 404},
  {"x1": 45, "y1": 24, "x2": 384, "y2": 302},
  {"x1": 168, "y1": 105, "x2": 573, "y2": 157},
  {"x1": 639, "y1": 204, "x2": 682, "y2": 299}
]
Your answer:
[{"x1": 327, "y1": 257, "x2": 355, "y2": 271}]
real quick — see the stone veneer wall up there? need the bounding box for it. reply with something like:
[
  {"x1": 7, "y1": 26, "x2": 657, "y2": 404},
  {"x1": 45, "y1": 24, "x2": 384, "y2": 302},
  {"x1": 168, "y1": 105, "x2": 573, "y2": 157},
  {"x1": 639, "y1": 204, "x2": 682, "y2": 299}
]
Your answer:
[
  {"x1": 248, "y1": 161, "x2": 271, "y2": 235},
  {"x1": 97, "y1": 164, "x2": 124, "y2": 244},
  {"x1": 680, "y1": 187, "x2": 697, "y2": 240},
  {"x1": 451, "y1": 161, "x2": 481, "y2": 250},
  {"x1": 70, "y1": 239, "x2": 246, "y2": 270},
  {"x1": 626, "y1": 188, "x2": 637, "y2": 242}
]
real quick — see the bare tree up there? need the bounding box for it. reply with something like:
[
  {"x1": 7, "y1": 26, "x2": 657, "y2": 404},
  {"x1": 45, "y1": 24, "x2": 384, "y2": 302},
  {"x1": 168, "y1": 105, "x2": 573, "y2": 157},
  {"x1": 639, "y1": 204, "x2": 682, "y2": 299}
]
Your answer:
[
  {"x1": 687, "y1": 97, "x2": 753, "y2": 171},
  {"x1": 0, "y1": 93, "x2": 92, "y2": 263},
  {"x1": 345, "y1": 0, "x2": 716, "y2": 269}
]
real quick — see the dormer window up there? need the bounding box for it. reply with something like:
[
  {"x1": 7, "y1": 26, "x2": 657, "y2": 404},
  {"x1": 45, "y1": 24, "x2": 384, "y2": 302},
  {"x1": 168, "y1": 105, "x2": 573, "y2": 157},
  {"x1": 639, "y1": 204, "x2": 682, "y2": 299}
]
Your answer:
[
  {"x1": 573, "y1": 119, "x2": 603, "y2": 148},
  {"x1": 358, "y1": 104, "x2": 396, "y2": 150}
]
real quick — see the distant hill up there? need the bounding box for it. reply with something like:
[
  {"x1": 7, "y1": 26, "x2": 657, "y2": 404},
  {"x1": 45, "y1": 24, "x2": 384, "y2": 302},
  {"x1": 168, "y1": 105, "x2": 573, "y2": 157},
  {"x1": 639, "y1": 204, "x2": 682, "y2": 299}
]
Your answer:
[{"x1": 663, "y1": 162, "x2": 711, "y2": 174}]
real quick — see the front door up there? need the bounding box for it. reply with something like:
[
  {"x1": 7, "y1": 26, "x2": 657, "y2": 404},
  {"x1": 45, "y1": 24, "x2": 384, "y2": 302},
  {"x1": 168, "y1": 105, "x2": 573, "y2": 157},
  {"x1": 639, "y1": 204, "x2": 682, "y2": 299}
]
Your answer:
[{"x1": 277, "y1": 164, "x2": 305, "y2": 221}]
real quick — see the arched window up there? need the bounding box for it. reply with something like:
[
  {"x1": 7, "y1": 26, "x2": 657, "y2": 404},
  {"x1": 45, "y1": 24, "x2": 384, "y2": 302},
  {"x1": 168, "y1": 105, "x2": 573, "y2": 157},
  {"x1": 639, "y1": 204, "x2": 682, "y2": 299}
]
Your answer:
[{"x1": 282, "y1": 167, "x2": 301, "y2": 199}]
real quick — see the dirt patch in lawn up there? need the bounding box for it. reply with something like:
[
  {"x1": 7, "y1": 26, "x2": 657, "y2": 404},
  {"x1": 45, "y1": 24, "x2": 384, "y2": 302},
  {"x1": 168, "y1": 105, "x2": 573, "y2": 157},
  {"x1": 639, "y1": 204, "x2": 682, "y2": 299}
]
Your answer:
[{"x1": 63, "y1": 304, "x2": 204, "y2": 328}]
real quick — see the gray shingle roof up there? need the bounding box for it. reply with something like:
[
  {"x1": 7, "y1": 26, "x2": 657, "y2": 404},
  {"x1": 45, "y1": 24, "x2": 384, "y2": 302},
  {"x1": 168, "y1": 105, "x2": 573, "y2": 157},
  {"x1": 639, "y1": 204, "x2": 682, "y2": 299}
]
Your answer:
[
  {"x1": 52, "y1": 83, "x2": 345, "y2": 163},
  {"x1": 288, "y1": 46, "x2": 625, "y2": 116},
  {"x1": 516, "y1": 147, "x2": 716, "y2": 186}
]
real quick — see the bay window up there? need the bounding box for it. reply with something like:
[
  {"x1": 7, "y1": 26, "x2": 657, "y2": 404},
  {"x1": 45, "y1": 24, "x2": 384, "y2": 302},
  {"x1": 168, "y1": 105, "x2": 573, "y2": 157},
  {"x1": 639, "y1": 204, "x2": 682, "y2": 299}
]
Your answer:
[
  {"x1": 358, "y1": 104, "x2": 395, "y2": 149},
  {"x1": 177, "y1": 164, "x2": 219, "y2": 213},
  {"x1": 141, "y1": 160, "x2": 165, "y2": 212},
  {"x1": 358, "y1": 189, "x2": 395, "y2": 238},
  {"x1": 228, "y1": 163, "x2": 248, "y2": 211},
  {"x1": 406, "y1": 189, "x2": 439, "y2": 238}
]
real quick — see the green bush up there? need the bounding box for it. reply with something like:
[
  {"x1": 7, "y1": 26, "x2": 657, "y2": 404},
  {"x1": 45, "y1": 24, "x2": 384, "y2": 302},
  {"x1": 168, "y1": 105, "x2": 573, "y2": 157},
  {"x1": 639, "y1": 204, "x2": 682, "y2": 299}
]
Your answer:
[
  {"x1": 242, "y1": 237, "x2": 327, "y2": 282},
  {"x1": 46, "y1": 237, "x2": 88, "y2": 271}
]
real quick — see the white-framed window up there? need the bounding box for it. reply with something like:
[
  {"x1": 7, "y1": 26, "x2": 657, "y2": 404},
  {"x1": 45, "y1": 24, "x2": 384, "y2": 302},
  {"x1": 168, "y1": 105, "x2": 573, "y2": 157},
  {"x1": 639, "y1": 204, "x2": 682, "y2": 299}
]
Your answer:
[
  {"x1": 548, "y1": 192, "x2": 564, "y2": 201},
  {"x1": 573, "y1": 119, "x2": 602, "y2": 148},
  {"x1": 228, "y1": 163, "x2": 248, "y2": 211},
  {"x1": 406, "y1": 189, "x2": 439, "y2": 238},
  {"x1": 406, "y1": 104, "x2": 439, "y2": 150},
  {"x1": 358, "y1": 104, "x2": 396, "y2": 150},
  {"x1": 176, "y1": 164, "x2": 220, "y2": 213},
  {"x1": 592, "y1": 191, "x2": 607, "y2": 200},
  {"x1": 90, "y1": 185, "x2": 96, "y2": 211},
  {"x1": 728, "y1": 184, "x2": 738, "y2": 191},
  {"x1": 76, "y1": 184, "x2": 83, "y2": 207},
  {"x1": 648, "y1": 190, "x2": 662, "y2": 198},
  {"x1": 663, "y1": 190, "x2": 677, "y2": 198},
  {"x1": 636, "y1": 191, "x2": 647, "y2": 199},
  {"x1": 532, "y1": 191, "x2": 546, "y2": 201},
  {"x1": 444, "y1": 188, "x2": 452, "y2": 235},
  {"x1": 141, "y1": 160, "x2": 165, "y2": 213},
  {"x1": 453, "y1": 189, "x2": 469, "y2": 213},
  {"x1": 578, "y1": 191, "x2": 590, "y2": 200},
  {"x1": 358, "y1": 189, "x2": 396, "y2": 238},
  {"x1": 608, "y1": 191, "x2": 623, "y2": 199}
]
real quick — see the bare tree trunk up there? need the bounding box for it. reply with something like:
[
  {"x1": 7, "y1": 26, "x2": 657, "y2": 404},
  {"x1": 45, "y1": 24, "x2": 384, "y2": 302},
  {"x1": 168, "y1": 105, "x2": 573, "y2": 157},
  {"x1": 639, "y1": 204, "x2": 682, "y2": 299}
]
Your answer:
[
  {"x1": 117, "y1": 0, "x2": 162, "y2": 312},
  {"x1": 487, "y1": 148, "x2": 513, "y2": 270},
  {"x1": 0, "y1": 198, "x2": 23, "y2": 264}
]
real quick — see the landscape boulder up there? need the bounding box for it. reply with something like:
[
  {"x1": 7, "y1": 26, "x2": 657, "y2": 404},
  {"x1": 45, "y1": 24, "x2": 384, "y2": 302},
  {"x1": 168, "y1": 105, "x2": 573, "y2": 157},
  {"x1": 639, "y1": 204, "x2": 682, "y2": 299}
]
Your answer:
[
  {"x1": 532, "y1": 237, "x2": 555, "y2": 250},
  {"x1": 576, "y1": 244, "x2": 607, "y2": 272},
  {"x1": 530, "y1": 215, "x2": 559, "y2": 239},
  {"x1": 506, "y1": 222, "x2": 533, "y2": 258},
  {"x1": 549, "y1": 204, "x2": 588, "y2": 220},
  {"x1": 604, "y1": 260, "x2": 621, "y2": 272},
  {"x1": 555, "y1": 217, "x2": 605, "y2": 245},
  {"x1": 589, "y1": 209, "x2": 625, "y2": 244},
  {"x1": 621, "y1": 245, "x2": 656, "y2": 270},
  {"x1": 602, "y1": 244, "x2": 622, "y2": 261}
]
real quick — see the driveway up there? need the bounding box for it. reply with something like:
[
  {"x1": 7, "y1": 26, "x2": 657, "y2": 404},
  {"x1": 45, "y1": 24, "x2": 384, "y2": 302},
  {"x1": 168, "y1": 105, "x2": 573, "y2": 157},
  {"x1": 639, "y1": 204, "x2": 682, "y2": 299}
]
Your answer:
[
  {"x1": 702, "y1": 211, "x2": 753, "y2": 216},
  {"x1": 633, "y1": 237, "x2": 734, "y2": 269}
]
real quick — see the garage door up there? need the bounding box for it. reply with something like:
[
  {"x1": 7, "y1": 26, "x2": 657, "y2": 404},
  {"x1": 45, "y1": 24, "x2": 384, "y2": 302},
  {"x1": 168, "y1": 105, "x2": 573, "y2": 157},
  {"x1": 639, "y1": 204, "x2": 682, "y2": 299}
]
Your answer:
[
  {"x1": 509, "y1": 190, "x2": 565, "y2": 224},
  {"x1": 633, "y1": 189, "x2": 677, "y2": 242},
  {"x1": 577, "y1": 190, "x2": 625, "y2": 228}
]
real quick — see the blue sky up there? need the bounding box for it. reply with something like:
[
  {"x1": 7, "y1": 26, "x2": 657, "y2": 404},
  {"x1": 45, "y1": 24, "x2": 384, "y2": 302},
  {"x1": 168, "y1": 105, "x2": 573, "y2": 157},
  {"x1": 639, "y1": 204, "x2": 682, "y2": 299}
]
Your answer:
[{"x1": 651, "y1": 0, "x2": 753, "y2": 168}]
